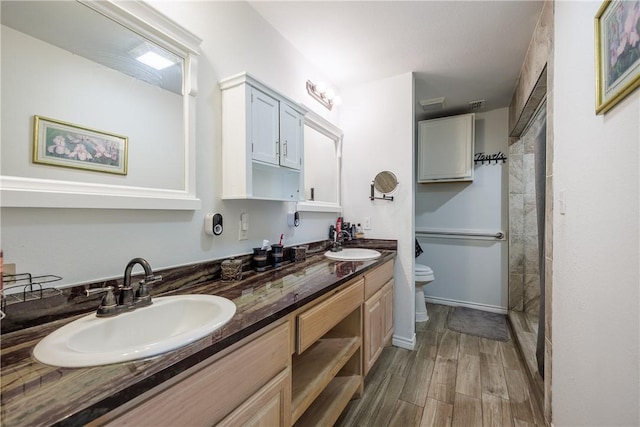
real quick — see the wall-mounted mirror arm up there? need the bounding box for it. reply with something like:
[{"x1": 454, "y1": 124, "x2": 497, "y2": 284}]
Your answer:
[{"x1": 370, "y1": 184, "x2": 395, "y2": 201}]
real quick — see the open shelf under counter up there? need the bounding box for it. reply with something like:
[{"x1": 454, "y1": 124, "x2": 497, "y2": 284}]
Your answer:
[
  {"x1": 291, "y1": 333, "x2": 361, "y2": 423},
  {"x1": 293, "y1": 374, "x2": 361, "y2": 427}
]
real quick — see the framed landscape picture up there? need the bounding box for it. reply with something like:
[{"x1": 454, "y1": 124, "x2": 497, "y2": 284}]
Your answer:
[
  {"x1": 33, "y1": 116, "x2": 128, "y2": 175},
  {"x1": 595, "y1": 0, "x2": 640, "y2": 114}
]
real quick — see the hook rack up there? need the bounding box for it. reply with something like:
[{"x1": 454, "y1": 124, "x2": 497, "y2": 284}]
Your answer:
[{"x1": 474, "y1": 151, "x2": 507, "y2": 165}]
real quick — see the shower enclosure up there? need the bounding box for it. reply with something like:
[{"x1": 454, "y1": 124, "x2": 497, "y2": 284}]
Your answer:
[{"x1": 508, "y1": 101, "x2": 546, "y2": 390}]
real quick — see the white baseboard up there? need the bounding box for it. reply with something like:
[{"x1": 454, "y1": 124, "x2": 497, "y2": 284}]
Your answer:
[
  {"x1": 392, "y1": 333, "x2": 416, "y2": 350},
  {"x1": 424, "y1": 296, "x2": 508, "y2": 314}
]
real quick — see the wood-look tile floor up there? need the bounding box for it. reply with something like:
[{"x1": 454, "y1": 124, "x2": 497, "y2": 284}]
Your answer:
[{"x1": 335, "y1": 304, "x2": 546, "y2": 427}]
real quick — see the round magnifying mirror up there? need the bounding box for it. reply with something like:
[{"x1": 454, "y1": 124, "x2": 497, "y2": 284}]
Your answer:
[{"x1": 373, "y1": 171, "x2": 399, "y2": 194}]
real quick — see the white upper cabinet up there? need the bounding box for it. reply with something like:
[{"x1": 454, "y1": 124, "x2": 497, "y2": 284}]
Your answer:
[
  {"x1": 220, "y1": 73, "x2": 307, "y2": 201},
  {"x1": 279, "y1": 103, "x2": 304, "y2": 170},
  {"x1": 250, "y1": 88, "x2": 280, "y2": 166},
  {"x1": 417, "y1": 113, "x2": 475, "y2": 183}
]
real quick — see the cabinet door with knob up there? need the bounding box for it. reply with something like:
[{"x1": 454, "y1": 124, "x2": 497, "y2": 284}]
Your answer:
[{"x1": 363, "y1": 260, "x2": 394, "y2": 375}]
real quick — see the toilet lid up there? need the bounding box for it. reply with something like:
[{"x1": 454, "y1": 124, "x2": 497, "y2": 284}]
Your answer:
[{"x1": 415, "y1": 264, "x2": 433, "y2": 275}]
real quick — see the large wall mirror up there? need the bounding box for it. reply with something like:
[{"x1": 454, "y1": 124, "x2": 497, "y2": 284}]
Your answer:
[
  {"x1": 297, "y1": 110, "x2": 343, "y2": 213},
  {"x1": 0, "y1": 1, "x2": 202, "y2": 209}
]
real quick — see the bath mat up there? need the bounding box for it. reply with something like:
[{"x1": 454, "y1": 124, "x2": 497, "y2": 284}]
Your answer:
[{"x1": 447, "y1": 306, "x2": 509, "y2": 341}]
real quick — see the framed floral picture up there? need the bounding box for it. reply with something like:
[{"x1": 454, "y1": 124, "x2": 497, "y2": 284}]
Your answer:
[
  {"x1": 596, "y1": 0, "x2": 640, "y2": 114},
  {"x1": 33, "y1": 116, "x2": 128, "y2": 175}
]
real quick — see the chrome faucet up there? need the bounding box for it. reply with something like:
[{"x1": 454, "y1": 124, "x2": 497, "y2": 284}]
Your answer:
[
  {"x1": 86, "y1": 258, "x2": 162, "y2": 317},
  {"x1": 329, "y1": 225, "x2": 352, "y2": 252}
]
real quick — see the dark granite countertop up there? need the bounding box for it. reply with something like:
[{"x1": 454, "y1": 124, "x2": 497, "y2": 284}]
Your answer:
[{"x1": 0, "y1": 241, "x2": 396, "y2": 427}]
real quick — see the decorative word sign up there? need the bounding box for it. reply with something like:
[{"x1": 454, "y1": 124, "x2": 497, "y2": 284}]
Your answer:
[{"x1": 474, "y1": 152, "x2": 507, "y2": 165}]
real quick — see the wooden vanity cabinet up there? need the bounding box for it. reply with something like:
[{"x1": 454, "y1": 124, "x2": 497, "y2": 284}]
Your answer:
[
  {"x1": 363, "y1": 259, "x2": 395, "y2": 374},
  {"x1": 218, "y1": 367, "x2": 290, "y2": 427},
  {"x1": 97, "y1": 321, "x2": 291, "y2": 427},
  {"x1": 291, "y1": 276, "x2": 364, "y2": 426},
  {"x1": 92, "y1": 258, "x2": 395, "y2": 427}
]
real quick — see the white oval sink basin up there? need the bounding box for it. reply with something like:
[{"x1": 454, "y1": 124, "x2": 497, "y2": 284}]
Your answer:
[
  {"x1": 324, "y1": 248, "x2": 381, "y2": 261},
  {"x1": 33, "y1": 295, "x2": 236, "y2": 368}
]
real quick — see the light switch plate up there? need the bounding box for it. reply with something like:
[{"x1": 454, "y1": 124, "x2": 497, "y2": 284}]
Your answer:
[
  {"x1": 363, "y1": 217, "x2": 371, "y2": 230},
  {"x1": 238, "y1": 212, "x2": 248, "y2": 240}
]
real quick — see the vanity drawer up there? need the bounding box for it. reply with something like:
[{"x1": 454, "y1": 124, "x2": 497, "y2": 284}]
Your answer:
[
  {"x1": 364, "y1": 259, "x2": 394, "y2": 300},
  {"x1": 297, "y1": 278, "x2": 364, "y2": 353},
  {"x1": 103, "y1": 321, "x2": 290, "y2": 426}
]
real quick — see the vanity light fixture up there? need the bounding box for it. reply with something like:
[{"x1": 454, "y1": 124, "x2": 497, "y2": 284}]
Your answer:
[{"x1": 306, "y1": 80, "x2": 340, "y2": 110}]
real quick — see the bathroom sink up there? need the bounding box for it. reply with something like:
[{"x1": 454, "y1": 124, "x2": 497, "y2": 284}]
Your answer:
[
  {"x1": 33, "y1": 295, "x2": 236, "y2": 368},
  {"x1": 324, "y1": 248, "x2": 382, "y2": 261}
]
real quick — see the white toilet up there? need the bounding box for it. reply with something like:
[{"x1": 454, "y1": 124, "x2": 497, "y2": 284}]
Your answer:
[{"x1": 415, "y1": 264, "x2": 435, "y2": 322}]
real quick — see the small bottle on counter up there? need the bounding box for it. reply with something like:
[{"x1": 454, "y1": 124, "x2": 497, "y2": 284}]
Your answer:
[{"x1": 355, "y1": 223, "x2": 365, "y2": 239}]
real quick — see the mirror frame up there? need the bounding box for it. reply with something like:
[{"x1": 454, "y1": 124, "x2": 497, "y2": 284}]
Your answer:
[
  {"x1": 297, "y1": 109, "x2": 343, "y2": 213},
  {"x1": 0, "y1": 1, "x2": 202, "y2": 210},
  {"x1": 373, "y1": 171, "x2": 399, "y2": 194}
]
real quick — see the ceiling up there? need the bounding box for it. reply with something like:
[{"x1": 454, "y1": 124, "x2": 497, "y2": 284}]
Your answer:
[{"x1": 249, "y1": 1, "x2": 544, "y2": 119}]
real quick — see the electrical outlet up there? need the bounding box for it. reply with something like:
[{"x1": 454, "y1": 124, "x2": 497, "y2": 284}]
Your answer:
[
  {"x1": 238, "y1": 221, "x2": 248, "y2": 240},
  {"x1": 363, "y1": 217, "x2": 371, "y2": 230}
]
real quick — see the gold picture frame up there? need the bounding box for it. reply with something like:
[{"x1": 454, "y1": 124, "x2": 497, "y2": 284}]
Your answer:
[
  {"x1": 595, "y1": 0, "x2": 640, "y2": 114},
  {"x1": 33, "y1": 116, "x2": 128, "y2": 175}
]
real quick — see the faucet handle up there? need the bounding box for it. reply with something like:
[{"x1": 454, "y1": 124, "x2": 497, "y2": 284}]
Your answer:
[
  {"x1": 85, "y1": 286, "x2": 119, "y2": 317},
  {"x1": 135, "y1": 275, "x2": 161, "y2": 307},
  {"x1": 142, "y1": 274, "x2": 162, "y2": 285},
  {"x1": 85, "y1": 286, "x2": 114, "y2": 297}
]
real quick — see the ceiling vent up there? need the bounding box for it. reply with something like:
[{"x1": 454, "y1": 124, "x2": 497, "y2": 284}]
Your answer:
[
  {"x1": 469, "y1": 99, "x2": 485, "y2": 112},
  {"x1": 419, "y1": 97, "x2": 445, "y2": 111}
]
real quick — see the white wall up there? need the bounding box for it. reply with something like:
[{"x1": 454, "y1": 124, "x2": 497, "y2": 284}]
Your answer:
[
  {"x1": 0, "y1": 2, "x2": 341, "y2": 287},
  {"x1": 416, "y1": 108, "x2": 509, "y2": 312},
  {"x1": 554, "y1": 2, "x2": 640, "y2": 425},
  {"x1": 340, "y1": 72, "x2": 416, "y2": 349}
]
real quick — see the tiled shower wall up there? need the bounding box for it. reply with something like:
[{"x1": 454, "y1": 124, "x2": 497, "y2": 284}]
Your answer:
[{"x1": 509, "y1": 107, "x2": 546, "y2": 314}]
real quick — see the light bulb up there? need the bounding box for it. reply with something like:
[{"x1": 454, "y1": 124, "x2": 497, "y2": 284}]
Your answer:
[
  {"x1": 315, "y1": 81, "x2": 327, "y2": 94},
  {"x1": 325, "y1": 89, "x2": 335, "y2": 100}
]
